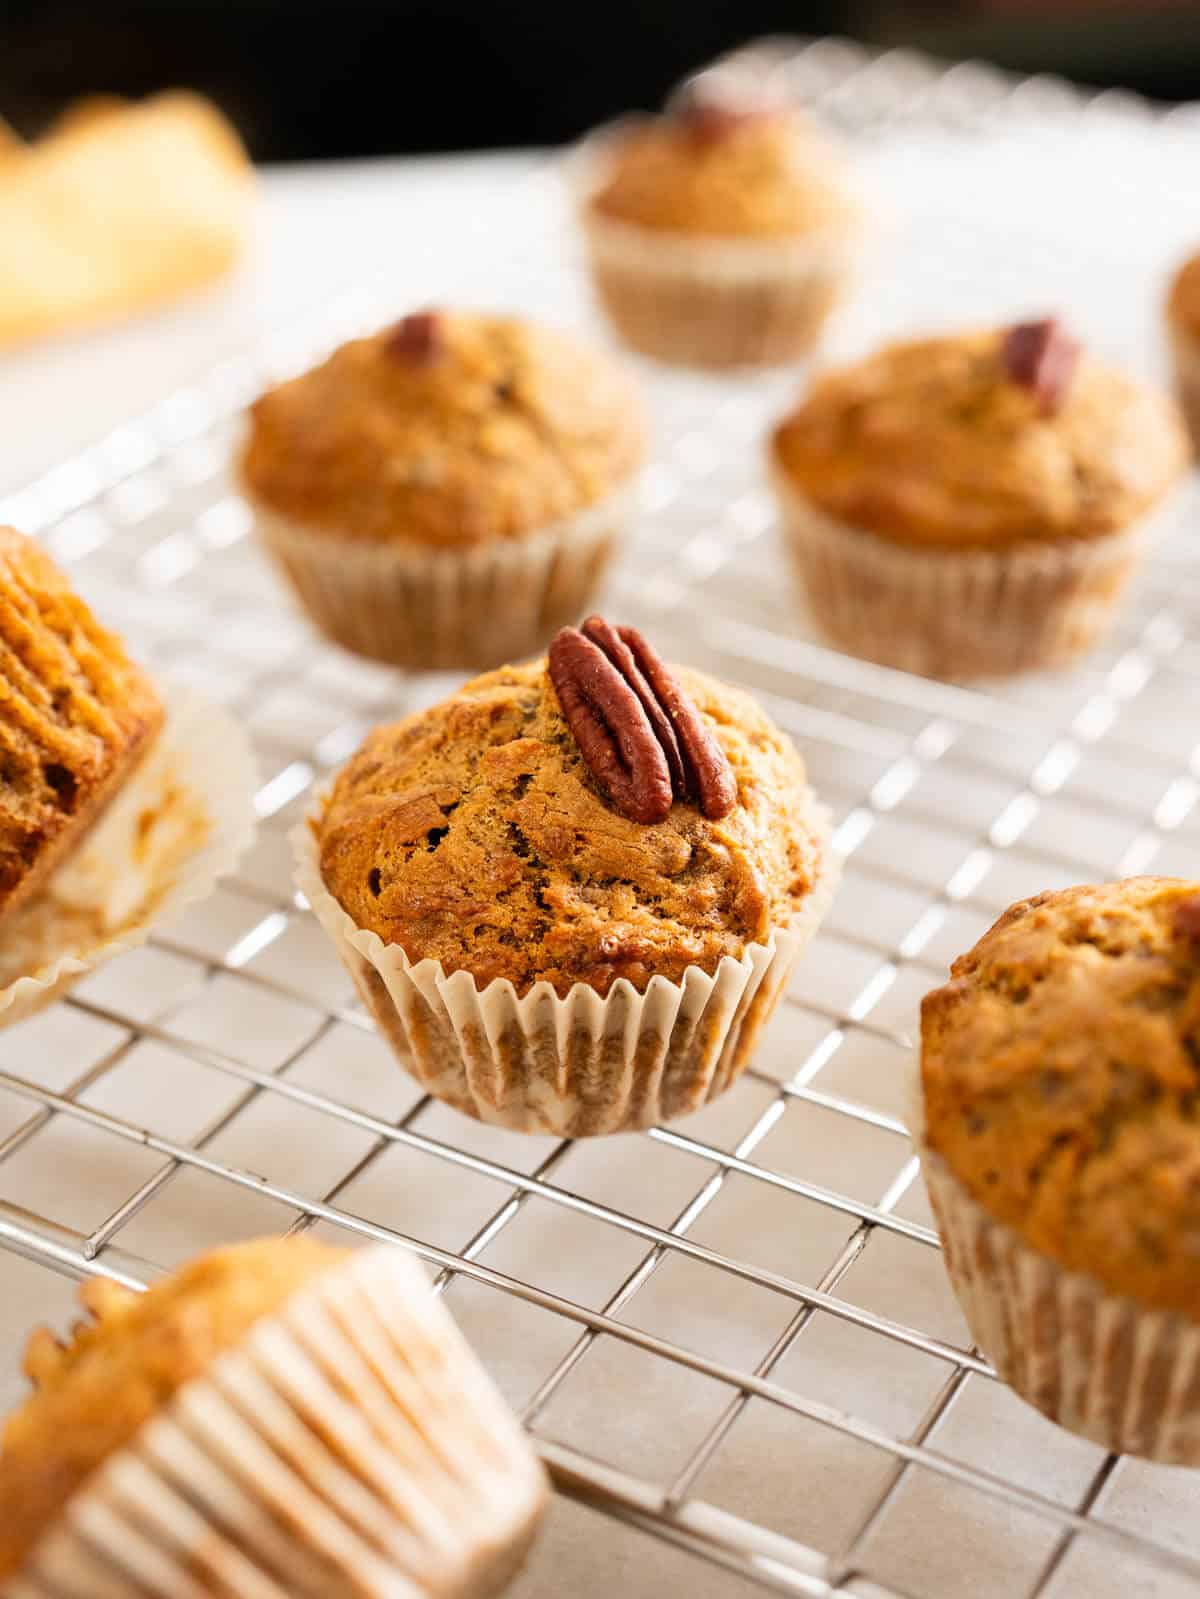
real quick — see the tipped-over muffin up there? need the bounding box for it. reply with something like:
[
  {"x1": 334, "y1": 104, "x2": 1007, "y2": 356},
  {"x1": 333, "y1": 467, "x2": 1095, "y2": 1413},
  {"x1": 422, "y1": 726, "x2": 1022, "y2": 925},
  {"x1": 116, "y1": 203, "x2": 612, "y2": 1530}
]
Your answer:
[
  {"x1": 919, "y1": 878, "x2": 1200, "y2": 1461},
  {"x1": 578, "y1": 86, "x2": 861, "y2": 370},
  {"x1": 1167, "y1": 250, "x2": 1200, "y2": 453},
  {"x1": 240, "y1": 308, "x2": 646, "y2": 670},
  {"x1": 771, "y1": 320, "x2": 1189, "y2": 679},
  {"x1": 0, "y1": 525, "x2": 163, "y2": 922},
  {"x1": 0, "y1": 1237, "x2": 547, "y2": 1596},
  {"x1": 298, "y1": 617, "x2": 836, "y2": 1134}
]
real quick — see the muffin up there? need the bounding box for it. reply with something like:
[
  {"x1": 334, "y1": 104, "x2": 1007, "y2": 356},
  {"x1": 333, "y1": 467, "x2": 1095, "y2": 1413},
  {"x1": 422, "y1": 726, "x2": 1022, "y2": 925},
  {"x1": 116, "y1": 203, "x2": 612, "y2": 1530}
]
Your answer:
[
  {"x1": 0, "y1": 525, "x2": 255, "y2": 1022},
  {"x1": 577, "y1": 87, "x2": 861, "y2": 370},
  {"x1": 295, "y1": 616, "x2": 836, "y2": 1135},
  {"x1": 770, "y1": 320, "x2": 1190, "y2": 679},
  {"x1": 0, "y1": 1238, "x2": 547, "y2": 1596},
  {"x1": 240, "y1": 309, "x2": 646, "y2": 671},
  {"x1": 1167, "y1": 251, "x2": 1200, "y2": 453},
  {"x1": 918, "y1": 878, "x2": 1200, "y2": 1461}
]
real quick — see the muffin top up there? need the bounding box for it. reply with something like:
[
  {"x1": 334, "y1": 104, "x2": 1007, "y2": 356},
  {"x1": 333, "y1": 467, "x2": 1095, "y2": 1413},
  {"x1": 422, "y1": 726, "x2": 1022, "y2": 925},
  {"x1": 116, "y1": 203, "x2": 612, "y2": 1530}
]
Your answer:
[
  {"x1": 0, "y1": 526, "x2": 164, "y2": 923},
  {"x1": 317, "y1": 640, "x2": 826, "y2": 998},
  {"x1": 772, "y1": 327, "x2": 1189, "y2": 550},
  {"x1": 1168, "y1": 251, "x2": 1200, "y2": 339},
  {"x1": 0, "y1": 1237, "x2": 345, "y2": 1581},
  {"x1": 240, "y1": 310, "x2": 645, "y2": 547},
  {"x1": 588, "y1": 98, "x2": 857, "y2": 239},
  {"x1": 921, "y1": 878, "x2": 1200, "y2": 1319}
]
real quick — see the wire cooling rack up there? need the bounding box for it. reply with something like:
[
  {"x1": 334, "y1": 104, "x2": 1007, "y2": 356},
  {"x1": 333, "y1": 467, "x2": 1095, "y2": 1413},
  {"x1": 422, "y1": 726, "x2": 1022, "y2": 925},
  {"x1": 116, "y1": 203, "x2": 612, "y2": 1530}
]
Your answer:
[{"x1": 3, "y1": 36, "x2": 1200, "y2": 1599}]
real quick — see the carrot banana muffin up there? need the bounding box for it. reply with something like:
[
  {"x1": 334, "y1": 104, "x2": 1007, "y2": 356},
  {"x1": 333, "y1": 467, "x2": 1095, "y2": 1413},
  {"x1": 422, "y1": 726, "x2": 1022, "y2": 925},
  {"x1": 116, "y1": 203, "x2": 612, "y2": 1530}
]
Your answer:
[
  {"x1": 771, "y1": 320, "x2": 1189, "y2": 679},
  {"x1": 578, "y1": 86, "x2": 860, "y2": 370},
  {"x1": 919, "y1": 877, "x2": 1200, "y2": 1460},
  {"x1": 1166, "y1": 250, "x2": 1200, "y2": 453},
  {"x1": 240, "y1": 309, "x2": 646, "y2": 670},
  {"x1": 0, "y1": 1237, "x2": 547, "y2": 1596},
  {"x1": 297, "y1": 616, "x2": 836, "y2": 1134}
]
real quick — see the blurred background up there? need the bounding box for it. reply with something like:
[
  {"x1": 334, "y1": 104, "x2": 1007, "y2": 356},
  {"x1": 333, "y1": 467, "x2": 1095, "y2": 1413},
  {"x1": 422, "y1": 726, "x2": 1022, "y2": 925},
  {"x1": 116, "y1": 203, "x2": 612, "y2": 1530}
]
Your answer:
[{"x1": 3, "y1": 0, "x2": 1200, "y2": 159}]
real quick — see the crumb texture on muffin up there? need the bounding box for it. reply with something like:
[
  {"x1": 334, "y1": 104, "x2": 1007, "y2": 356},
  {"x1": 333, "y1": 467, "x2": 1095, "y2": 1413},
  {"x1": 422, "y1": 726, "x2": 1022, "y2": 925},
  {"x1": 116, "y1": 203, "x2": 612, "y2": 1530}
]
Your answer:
[
  {"x1": 0, "y1": 1237, "x2": 345, "y2": 1581},
  {"x1": 239, "y1": 311, "x2": 645, "y2": 546},
  {"x1": 318, "y1": 659, "x2": 825, "y2": 997},
  {"x1": 921, "y1": 877, "x2": 1200, "y2": 1318},
  {"x1": 772, "y1": 331, "x2": 1189, "y2": 550},
  {"x1": 1168, "y1": 252, "x2": 1200, "y2": 338},
  {"x1": 0, "y1": 526, "x2": 164, "y2": 922},
  {"x1": 590, "y1": 109, "x2": 856, "y2": 238}
]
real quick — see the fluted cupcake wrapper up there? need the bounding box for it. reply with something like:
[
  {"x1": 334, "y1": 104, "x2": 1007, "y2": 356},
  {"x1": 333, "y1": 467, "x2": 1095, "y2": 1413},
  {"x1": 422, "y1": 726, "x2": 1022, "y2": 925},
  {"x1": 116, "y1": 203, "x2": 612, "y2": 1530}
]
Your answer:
[
  {"x1": 248, "y1": 484, "x2": 636, "y2": 674},
  {"x1": 0, "y1": 687, "x2": 256, "y2": 1027},
  {"x1": 9, "y1": 1246, "x2": 548, "y2": 1599},
  {"x1": 293, "y1": 802, "x2": 836, "y2": 1137},
  {"x1": 1168, "y1": 323, "x2": 1200, "y2": 455},
  {"x1": 771, "y1": 469, "x2": 1156, "y2": 681}
]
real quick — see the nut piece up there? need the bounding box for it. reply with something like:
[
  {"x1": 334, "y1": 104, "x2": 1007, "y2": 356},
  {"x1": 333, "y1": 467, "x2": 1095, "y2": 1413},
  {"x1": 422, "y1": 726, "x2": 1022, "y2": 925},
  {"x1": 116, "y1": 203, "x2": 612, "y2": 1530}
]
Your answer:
[
  {"x1": 1175, "y1": 895, "x2": 1200, "y2": 943},
  {"x1": 385, "y1": 310, "x2": 442, "y2": 365},
  {"x1": 549, "y1": 617, "x2": 737, "y2": 824},
  {"x1": 548, "y1": 627, "x2": 673, "y2": 825},
  {"x1": 1001, "y1": 318, "x2": 1081, "y2": 417},
  {"x1": 674, "y1": 82, "x2": 779, "y2": 147}
]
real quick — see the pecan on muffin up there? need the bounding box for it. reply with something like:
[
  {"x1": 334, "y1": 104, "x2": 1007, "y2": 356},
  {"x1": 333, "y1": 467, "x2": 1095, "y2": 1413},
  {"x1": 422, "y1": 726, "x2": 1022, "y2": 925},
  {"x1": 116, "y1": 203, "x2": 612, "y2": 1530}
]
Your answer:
[
  {"x1": 919, "y1": 877, "x2": 1200, "y2": 1461},
  {"x1": 296, "y1": 616, "x2": 836, "y2": 1135},
  {"x1": 577, "y1": 84, "x2": 861, "y2": 371},
  {"x1": 0, "y1": 1238, "x2": 547, "y2": 1597},
  {"x1": 1167, "y1": 250, "x2": 1200, "y2": 454},
  {"x1": 770, "y1": 319, "x2": 1190, "y2": 679},
  {"x1": 240, "y1": 309, "x2": 646, "y2": 671}
]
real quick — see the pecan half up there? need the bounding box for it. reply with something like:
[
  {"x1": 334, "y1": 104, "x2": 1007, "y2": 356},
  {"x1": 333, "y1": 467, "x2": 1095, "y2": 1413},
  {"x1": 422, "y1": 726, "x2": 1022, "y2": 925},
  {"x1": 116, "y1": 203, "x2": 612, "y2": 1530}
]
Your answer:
[
  {"x1": 549, "y1": 617, "x2": 737, "y2": 824},
  {"x1": 386, "y1": 310, "x2": 442, "y2": 365},
  {"x1": 547, "y1": 628, "x2": 673, "y2": 825},
  {"x1": 1001, "y1": 318, "x2": 1080, "y2": 417},
  {"x1": 1175, "y1": 895, "x2": 1200, "y2": 943}
]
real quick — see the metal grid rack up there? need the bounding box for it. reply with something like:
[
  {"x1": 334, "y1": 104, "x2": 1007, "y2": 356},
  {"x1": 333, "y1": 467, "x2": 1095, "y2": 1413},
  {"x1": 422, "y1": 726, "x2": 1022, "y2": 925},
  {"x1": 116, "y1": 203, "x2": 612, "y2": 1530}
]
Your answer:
[{"x1": 2, "y1": 37, "x2": 1200, "y2": 1599}]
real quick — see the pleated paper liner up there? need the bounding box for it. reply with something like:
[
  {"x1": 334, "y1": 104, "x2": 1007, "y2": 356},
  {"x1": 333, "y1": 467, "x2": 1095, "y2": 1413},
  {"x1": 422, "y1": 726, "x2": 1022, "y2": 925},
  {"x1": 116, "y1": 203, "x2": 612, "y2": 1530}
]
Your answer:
[
  {"x1": 294, "y1": 796, "x2": 837, "y2": 1137},
  {"x1": 9, "y1": 1246, "x2": 548, "y2": 1599},
  {"x1": 0, "y1": 687, "x2": 256, "y2": 1028},
  {"x1": 249, "y1": 482, "x2": 637, "y2": 673},
  {"x1": 1169, "y1": 322, "x2": 1200, "y2": 455},
  {"x1": 771, "y1": 467, "x2": 1155, "y2": 681},
  {"x1": 906, "y1": 1061, "x2": 1200, "y2": 1463}
]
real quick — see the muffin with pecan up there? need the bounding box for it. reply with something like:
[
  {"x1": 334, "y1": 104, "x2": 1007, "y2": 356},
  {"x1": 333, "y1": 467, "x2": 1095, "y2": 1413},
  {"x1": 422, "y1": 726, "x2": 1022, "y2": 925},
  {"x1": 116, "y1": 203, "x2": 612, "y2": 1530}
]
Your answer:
[
  {"x1": 295, "y1": 616, "x2": 836, "y2": 1135},
  {"x1": 919, "y1": 878, "x2": 1200, "y2": 1461},
  {"x1": 240, "y1": 309, "x2": 646, "y2": 671},
  {"x1": 577, "y1": 85, "x2": 861, "y2": 370},
  {"x1": 770, "y1": 319, "x2": 1189, "y2": 679},
  {"x1": 0, "y1": 1237, "x2": 546, "y2": 1596},
  {"x1": 1167, "y1": 250, "x2": 1200, "y2": 453}
]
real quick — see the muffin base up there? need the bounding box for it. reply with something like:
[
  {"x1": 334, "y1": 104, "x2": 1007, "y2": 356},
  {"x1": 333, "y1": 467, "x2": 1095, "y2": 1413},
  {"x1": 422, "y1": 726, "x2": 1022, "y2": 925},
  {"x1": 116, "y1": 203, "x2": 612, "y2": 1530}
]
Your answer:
[
  {"x1": 582, "y1": 211, "x2": 855, "y2": 372},
  {"x1": 772, "y1": 472, "x2": 1152, "y2": 681},
  {"x1": 294, "y1": 805, "x2": 836, "y2": 1137},
  {"x1": 920, "y1": 1149, "x2": 1200, "y2": 1463},
  {"x1": 1169, "y1": 322, "x2": 1200, "y2": 456},
  {"x1": 9, "y1": 1246, "x2": 548, "y2": 1599},
  {"x1": 250, "y1": 486, "x2": 634, "y2": 673}
]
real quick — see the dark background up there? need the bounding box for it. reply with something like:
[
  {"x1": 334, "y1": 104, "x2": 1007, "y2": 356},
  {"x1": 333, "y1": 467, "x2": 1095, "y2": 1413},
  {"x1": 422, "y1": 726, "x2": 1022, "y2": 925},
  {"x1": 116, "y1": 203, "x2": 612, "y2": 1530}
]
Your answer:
[{"x1": 2, "y1": 1, "x2": 1200, "y2": 161}]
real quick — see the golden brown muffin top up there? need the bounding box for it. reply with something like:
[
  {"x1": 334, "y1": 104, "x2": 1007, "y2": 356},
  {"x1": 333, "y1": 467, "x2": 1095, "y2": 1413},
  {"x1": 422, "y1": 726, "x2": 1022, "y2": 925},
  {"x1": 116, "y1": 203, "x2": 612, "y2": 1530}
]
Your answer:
[
  {"x1": 0, "y1": 1237, "x2": 345, "y2": 1581},
  {"x1": 772, "y1": 329, "x2": 1189, "y2": 550},
  {"x1": 1168, "y1": 251, "x2": 1200, "y2": 339},
  {"x1": 317, "y1": 657, "x2": 825, "y2": 998},
  {"x1": 588, "y1": 103, "x2": 857, "y2": 239},
  {"x1": 0, "y1": 526, "x2": 164, "y2": 922},
  {"x1": 921, "y1": 878, "x2": 1200, "y2": 1320},
  {"x1": 239, "y1": 310, "x2": 646, "y2": 547}
]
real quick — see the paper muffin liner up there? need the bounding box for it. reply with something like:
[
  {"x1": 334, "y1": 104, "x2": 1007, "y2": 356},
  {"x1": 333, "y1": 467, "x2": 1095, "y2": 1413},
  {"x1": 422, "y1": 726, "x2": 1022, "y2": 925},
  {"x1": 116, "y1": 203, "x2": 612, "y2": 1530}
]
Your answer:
[
  {"x1": 771, "y1": 468, "x2": 1155, "y2": 681},
  {"x1": 249, "y1": 483, "x2": 636, "y2": 674},
  {"x1": 10, "y1": 1245, "x2": 549, "y2": 1599},
  {"x1": 570, "y1": 129, "x2": 860, "y2": 372},
  {"x1": 0, "y1": 688, "x2": 256, "y2": 1028},
  {"x1": 293, "y1": 799, "x2": 837, "y2": 1136},
  {"x1": 1168, "y1": 321, "x2": 1200, "y2": 455},
  {"x1": 905, "y1": 1063, "x2": 1200, "y2": 1463}
]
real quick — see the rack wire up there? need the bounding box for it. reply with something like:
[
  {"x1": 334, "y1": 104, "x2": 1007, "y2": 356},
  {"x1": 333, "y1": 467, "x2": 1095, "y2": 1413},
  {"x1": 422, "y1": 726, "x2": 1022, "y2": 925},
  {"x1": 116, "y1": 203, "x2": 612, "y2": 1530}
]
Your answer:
[{"x1": 2, "y1": 36, "x2": 1200, "y2": 1599}]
